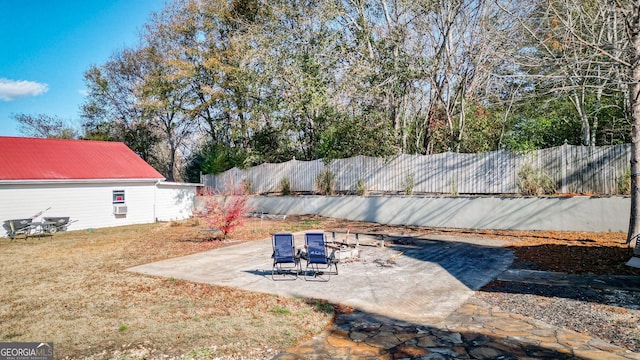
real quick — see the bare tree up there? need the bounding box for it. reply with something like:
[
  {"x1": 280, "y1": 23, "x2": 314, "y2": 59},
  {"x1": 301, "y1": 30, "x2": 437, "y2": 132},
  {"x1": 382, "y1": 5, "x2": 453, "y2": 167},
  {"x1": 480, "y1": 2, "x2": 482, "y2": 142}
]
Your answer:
[
  {"x1": 81, "y1": 48, "x2": 162, "y2": 166},
  {"x1": 542, "y1": 0, "x2": 640, "y2": 253},
  {"x1": 137, "y1": 44, "x2": 196, "y2": 182},
  {"x1": 327, "y1": 0, "x2": 510, "y2": 154},
  {"x1": 416, "y1": 0, "x2": 505, "y2": 153},
  {"x1": 496, "y1": 0, "x2": 628, "y2": 146},
  {"x1": 13, "y1": 113, "x2": 78, "y2": 139},
  {"x1": 495, "y1": 0, "x2": 640, "y2": 253}
]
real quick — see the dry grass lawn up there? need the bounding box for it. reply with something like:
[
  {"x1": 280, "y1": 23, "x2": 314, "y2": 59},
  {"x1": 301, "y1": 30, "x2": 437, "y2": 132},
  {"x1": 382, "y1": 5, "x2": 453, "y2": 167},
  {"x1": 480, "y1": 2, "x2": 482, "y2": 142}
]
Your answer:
[{"x1": 0, "y1": 216, "x2": 336, "y2": 359}]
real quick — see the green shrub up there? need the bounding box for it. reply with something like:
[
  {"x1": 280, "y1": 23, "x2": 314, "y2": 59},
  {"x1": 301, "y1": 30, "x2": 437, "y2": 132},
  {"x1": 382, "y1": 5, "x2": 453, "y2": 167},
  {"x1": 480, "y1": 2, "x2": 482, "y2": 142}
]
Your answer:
[
  {"x1": 403, "y1": 173, "x2": 415, "y2": 195},
  {"x1": 617, "y1": 168, "x2": 631, "y2": 195},
  {"x1": 241, "y1": 178, "x2": 253, "y2": 194},
  {"x1": 280, "y1": 177, "x2": 292, "y2": 195},
  {"x1": 356, "y1": 179, "x2": 367, "y2": 196},
  {"x1": 518, "y1": 164, "x2": 556, "y2": 195},
  {"x1": 450, "y1": 176, "x2": 458, "y2": 196},
  {"x1": 316, "y1": 169, "x2": 336, "y2": 195}
]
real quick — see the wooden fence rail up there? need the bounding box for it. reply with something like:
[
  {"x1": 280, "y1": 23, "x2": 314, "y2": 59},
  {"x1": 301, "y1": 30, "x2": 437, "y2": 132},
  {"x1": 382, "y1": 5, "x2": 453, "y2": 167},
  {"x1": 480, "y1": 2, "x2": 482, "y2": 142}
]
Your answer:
[{"x1": 201, "y1": 144, "x2": 631, "y2": 195}]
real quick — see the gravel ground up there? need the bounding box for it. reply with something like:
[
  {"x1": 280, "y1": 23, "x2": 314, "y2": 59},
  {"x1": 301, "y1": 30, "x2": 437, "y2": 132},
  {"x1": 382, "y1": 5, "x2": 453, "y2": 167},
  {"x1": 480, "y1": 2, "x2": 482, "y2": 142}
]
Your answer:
[{"x1": 476, "y1": 279, "x2": 640, "y2": 353}]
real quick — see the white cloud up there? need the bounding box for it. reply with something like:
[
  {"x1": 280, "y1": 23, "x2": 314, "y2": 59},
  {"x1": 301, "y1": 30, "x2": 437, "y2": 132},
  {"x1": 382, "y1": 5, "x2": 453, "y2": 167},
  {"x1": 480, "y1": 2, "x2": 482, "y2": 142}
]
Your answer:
[{"x1": 0, "y1": 78, "x2": 49, "y2": 101}]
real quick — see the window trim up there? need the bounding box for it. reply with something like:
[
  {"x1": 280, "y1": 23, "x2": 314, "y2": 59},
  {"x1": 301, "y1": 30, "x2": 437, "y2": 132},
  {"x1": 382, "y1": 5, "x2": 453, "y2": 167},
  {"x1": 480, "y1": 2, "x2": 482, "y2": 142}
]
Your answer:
[{"x1": 112, "y1": 190, "x2": 125, "y2": 204}]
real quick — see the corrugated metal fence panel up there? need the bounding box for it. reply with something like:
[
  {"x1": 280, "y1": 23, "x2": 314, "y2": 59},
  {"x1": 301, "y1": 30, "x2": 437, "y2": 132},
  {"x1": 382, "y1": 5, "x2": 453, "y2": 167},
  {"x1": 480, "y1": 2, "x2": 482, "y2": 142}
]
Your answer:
[{"x1": 202, "y1": 144, "x2": 631, "y2": 195}]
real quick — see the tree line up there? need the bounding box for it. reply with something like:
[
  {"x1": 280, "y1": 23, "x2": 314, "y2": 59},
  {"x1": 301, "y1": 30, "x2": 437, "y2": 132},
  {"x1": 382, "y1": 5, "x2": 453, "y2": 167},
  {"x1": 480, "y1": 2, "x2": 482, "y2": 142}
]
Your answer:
[
  {"x1": 13, "y1": 0, "x2": 640, "y2": 254},
  {"x1": 13, "y1": 0, "x2": 633, "y2": 183}
]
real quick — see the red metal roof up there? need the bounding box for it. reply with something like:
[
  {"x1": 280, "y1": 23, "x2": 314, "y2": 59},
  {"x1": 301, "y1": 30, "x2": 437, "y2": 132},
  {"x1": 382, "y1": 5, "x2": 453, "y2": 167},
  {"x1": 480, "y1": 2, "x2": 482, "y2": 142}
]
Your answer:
[{"x1": 0, "y1": 137, "x2": 165, "y2": 181}]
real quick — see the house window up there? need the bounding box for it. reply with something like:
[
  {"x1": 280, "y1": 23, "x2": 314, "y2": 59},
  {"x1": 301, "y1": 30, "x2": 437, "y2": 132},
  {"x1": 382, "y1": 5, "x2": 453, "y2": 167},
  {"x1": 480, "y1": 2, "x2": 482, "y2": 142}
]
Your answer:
[{"x1": 113, "y1": 190, "x2": 125, "y2": 204}]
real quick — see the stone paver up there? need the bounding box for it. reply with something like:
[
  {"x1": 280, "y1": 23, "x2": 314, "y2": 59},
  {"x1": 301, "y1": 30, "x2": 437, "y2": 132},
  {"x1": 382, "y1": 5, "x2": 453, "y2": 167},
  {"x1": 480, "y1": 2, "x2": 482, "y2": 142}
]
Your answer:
[
  {"x1": 275, "y1": 297, "x2": 640, "y2": 359},
  {"x1": 498, "y1": 269, "x2": 640, "y2": 292}
]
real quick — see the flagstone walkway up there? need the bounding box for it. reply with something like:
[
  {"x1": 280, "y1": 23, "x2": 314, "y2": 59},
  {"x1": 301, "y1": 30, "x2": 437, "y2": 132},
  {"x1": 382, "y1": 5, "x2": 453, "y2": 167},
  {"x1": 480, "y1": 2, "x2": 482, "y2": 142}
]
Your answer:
[{"x1": 274, "y1": 296, "x2": 640, "y2": 359}]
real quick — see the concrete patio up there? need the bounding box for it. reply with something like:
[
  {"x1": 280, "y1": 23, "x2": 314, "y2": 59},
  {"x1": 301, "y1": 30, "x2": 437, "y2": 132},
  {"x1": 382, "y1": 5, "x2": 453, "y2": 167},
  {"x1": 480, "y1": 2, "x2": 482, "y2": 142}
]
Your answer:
[{"x1": 127, "y1": 231, "x2": 514, "y2": 323}]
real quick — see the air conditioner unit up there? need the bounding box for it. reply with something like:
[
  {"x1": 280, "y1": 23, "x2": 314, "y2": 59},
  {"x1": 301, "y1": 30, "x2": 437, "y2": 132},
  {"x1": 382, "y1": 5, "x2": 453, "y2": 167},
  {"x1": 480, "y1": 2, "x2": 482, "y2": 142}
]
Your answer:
[{"x1": 113, "y1": 205, "x2": 128, "y2": 215}]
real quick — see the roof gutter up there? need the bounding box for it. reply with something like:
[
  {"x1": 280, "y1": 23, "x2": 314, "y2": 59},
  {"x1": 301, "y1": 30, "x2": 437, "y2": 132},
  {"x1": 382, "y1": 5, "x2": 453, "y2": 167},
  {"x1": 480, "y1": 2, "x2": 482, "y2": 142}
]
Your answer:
[
  {"x1": 156, "y1": 181, "x2": 203, "y2": 187},
  {"x1": 0, "y1": 178, "x2": 166, "y2": 185}
]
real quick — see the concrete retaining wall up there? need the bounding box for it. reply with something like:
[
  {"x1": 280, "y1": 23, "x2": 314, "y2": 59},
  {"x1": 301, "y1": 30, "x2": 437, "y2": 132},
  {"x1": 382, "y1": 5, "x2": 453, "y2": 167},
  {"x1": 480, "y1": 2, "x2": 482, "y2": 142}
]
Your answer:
[{"x1": 248, "y1": 195, "x2": 630, "y2": 232}]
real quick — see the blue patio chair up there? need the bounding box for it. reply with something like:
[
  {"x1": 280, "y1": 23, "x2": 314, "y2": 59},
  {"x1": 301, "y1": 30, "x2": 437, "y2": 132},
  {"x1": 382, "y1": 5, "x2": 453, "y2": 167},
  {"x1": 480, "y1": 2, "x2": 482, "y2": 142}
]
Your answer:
[
  {"x1": 272, "y1": 233, "x2": 300, "y2": 280},
  {"x1": 304, "y1": 232, "x2": 338, "y2": 281}
]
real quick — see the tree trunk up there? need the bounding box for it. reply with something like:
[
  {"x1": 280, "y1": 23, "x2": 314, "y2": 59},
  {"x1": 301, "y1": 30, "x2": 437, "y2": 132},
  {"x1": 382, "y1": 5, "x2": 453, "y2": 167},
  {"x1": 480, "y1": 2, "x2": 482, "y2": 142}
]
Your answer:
[
  {"x1": 628, "y1": 0, "x2": 640, "y2": 254},
  {"x1": 591, "y1": 87, "x2": 602, "y2": 147},
  {"x1": 571, "y1": 90, "x2": 591, "y2": 146},
  {"x1": 167, "y1": 141, "x2": 176, "y2": 182}
]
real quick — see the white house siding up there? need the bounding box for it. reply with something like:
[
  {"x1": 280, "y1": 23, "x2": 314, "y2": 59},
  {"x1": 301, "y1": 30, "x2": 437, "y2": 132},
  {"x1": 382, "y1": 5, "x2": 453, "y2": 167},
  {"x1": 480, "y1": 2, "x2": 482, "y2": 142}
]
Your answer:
[
  {"x1": 155, "y1": 182, "x2": 198, "y2": 222},
  {"x1": 0, "y1": 180, "x2": 159, "y2": 234}
]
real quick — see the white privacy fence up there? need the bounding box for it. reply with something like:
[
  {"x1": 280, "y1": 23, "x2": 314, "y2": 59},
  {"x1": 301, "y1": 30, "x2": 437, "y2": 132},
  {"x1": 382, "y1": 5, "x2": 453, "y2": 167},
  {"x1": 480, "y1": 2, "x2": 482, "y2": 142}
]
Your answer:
[{"x1": 201, "y1": 144, "x2": 631, "y2": 195}]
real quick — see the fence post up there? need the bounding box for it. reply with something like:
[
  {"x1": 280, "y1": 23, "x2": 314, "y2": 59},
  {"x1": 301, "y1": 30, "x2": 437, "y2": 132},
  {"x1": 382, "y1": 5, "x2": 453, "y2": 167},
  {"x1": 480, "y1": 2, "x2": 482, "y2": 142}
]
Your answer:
[{"x1": 561, "y1": 142, "x2": 568, "y2": 194}]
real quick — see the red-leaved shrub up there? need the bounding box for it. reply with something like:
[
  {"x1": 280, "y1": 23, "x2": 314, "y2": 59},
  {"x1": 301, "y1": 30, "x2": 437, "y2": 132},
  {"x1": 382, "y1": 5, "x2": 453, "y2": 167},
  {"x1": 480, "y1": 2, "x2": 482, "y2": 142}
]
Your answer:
[{"x1": 195, "y1": 180, "x2": 252, "y2": 239}]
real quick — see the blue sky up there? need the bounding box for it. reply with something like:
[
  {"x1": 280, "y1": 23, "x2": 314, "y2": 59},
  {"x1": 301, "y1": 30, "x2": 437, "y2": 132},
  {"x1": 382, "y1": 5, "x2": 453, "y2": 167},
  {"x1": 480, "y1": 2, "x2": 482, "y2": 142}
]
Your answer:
[{"x1": 0, "y1": 0, "x2": 168, "y2": 137}]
